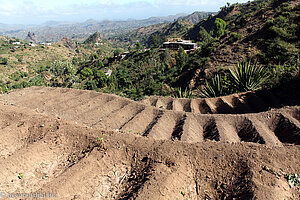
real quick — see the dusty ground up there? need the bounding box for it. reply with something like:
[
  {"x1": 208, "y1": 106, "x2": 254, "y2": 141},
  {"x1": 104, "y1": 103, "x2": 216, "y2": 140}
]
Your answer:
[{"x1": 0, "y1": 87, "x2": 299, "y2": 199}]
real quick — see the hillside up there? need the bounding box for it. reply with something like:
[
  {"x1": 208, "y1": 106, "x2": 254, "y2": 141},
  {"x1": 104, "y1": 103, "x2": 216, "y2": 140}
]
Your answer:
[
  {"x1": 0, "y1": 35, "x2": 114, "y2": 92},
  {"x1": 184, "y1": 0, "x2": 299, "y2": 88}
]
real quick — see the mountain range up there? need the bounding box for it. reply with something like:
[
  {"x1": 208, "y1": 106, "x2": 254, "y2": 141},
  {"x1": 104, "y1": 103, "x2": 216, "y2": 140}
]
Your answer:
[{"x1": 0, "y1": 12, "x2": 215, "y2": 43}]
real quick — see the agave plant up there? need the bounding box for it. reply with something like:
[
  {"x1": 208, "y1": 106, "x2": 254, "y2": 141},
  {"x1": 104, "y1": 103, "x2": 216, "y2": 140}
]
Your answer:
[
  {"x1": 172, "y1": 87, "x2": 192, "y2": 98},
  {"x1": 227, "y1": 60, "x2": 269, "y2": 92},
  {"x1": 199, "y1": 74, "x2": 229, "y2": 98}
]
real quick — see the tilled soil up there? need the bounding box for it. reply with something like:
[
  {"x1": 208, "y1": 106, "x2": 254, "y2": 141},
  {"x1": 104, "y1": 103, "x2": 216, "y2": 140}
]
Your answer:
[{"x1": 0, "y1": 86, "x2": 299, "y2": 199}]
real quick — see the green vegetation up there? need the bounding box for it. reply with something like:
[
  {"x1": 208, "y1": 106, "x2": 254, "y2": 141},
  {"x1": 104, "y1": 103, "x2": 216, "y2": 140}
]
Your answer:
[
  {"x1": 199, "y1": 60, "x2": 270, "y2": 97},
  {"x1": 172, "y1": 88, "x2": 192, "y2": 98},
  {"x1": 181, "y1": 191, "x2": 185, "y2": 196},
  {"x1": 0, "y1": 57, "x2": 8, "y2": 65},
  {"x1": 50, "y1": 60, "x2": 78, "y2": 87},
  {"x1": 0, "y1": 0, "x2": 299, "y2": 102},
  {"x1": 9, "y1": 71, "x2": 28, "y2": 81},
  {"x1": 200, "y1": 74, "x2": 228, "y2": 98},
  {"x1": 285, "y1": 173, "x2": 300, "y2": 189},
  {"x1": 213, "y1": 18, "x2": 226, "y2": 38},
  {"x1": 227, "y1": 60, "x2": 269, "y2": 92},
  {"x1": 229, "y1": 32, "x2": 242, "y2": 43},
  {"x1": 18, "y1": 173, "x2": 24, "y2": 179},
  {"x1": 262, "y1": 1, "x2": 299, "y2": 64}
]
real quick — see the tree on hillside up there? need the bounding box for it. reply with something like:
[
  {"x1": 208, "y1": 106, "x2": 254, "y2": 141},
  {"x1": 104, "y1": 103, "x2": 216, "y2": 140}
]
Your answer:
[
  {"x1": 213, "y1": 18, "x2": 226, "y2": 38},
  {"x1": 114, "y1": 49, "x2": 122, "y2": 57},
  {"x1": 0, "y1": 57, "x2": 8, "y2": 65},
  {"x1": 176, "y1": 46, "x2": 189, "y2": 72},
  {"x1": 135, "y1": 42, "x2": 143, "y2": 51},
  {"x1": 150, "y1": 34, "x2": 163, "y2": 49},
  {"x1": 50, "y1": 60, "x2": 78, "y2": 87}
]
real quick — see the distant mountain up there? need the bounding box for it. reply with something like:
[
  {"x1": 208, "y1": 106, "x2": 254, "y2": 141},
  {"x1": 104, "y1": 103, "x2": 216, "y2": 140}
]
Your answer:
[
  {"x1": 178, "y1": 11, "x2": 217, "y2": 24},
  {"x1": 110, "y1": 11, "x2": 214, "y2": 48},
  {"x1": 0, "y1": 14, "x2": 188, "y2": 42},
  {"x1": 57, "y1": 37, "x2": 76, "y2": 49},
  {"x1": 84, "y1": 32, "x2": 102, "y2": 44},
  {"x1": 25, "y1": 32, "x2": 39, "y2": 43}
]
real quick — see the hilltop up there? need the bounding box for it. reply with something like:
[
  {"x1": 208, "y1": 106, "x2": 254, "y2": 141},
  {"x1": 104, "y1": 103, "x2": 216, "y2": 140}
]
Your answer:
[
  {"x1": 178, "y1": 11, "x2": 216, "y2": 24},
  {"x1": 84, "y1": 32, "x2": 102, "y2": 44}
]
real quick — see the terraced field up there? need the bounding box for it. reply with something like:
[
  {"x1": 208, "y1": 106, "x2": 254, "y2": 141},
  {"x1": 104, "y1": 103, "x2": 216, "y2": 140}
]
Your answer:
[
  {"x1": 140, "y1": 91, "x2": 296, "y2": 114},
  {"x1": 0, "y1": 87, "x2": 299, "y2": 199},
  {"x1": 1, "y1": 87, "x2": 299, "y2": 146}
]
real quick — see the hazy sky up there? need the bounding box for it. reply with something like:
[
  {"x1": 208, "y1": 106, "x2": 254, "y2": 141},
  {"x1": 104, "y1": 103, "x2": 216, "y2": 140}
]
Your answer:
[{"x1": 0, "y1": 0, "x2": 249, "y2": 24}]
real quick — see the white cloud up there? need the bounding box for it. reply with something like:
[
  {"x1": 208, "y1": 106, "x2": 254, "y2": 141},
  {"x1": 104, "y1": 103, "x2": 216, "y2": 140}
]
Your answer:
[
  {"x1": 154, "y1": 0, "x2": 248, "y2": 6},
  {"x1": 0, "y1": 0, "x2": 250, "y2": 24}
]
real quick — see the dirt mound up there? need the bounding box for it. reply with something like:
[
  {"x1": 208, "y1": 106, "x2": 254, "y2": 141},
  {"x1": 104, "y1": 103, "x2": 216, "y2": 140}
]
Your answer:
[
  {"x1": 1, "y1": 87, "x2": 300, "y2": 147},
  {"x1": 0, "y1": 87, "x2": 299, "y2": 199},
  {"x1": 140, "y1": 88, "x2": 299, "y2": 114}
]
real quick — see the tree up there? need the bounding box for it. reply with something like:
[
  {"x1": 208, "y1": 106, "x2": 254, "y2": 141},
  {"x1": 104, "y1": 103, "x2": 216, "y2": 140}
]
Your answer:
[
  {"x1": 176, "y1": 46, "x2": 188, "y2": 72},
  {"x1": 114, "y1": 49, "x2": 122, "y2": 57},
  {"x1": 80, "y1": 67, "x2": 93, "y2": 80},
  {"x1": 95, "y1": 70, "x2": 108, "y2": 88},
  {"x1": 0, "y1": 57, "x2": 8, "y2": 65},
  {"x1": 150, "y1": 34, "x2": 162, "y2": 49},
  {"x1": 213, "y1": 18, "x2": 226, "y2": 38},
  {"x1": 160, "y1": 49, "x2": 171, "y2": 64},
  {"x1": 135, "y1": 42, "x2": 143, "y2": 51},
  {"x1": 50, "y1": 60, "x2": 78, "y2": 87},
  {"x1": 198, "y1": 27, "x2": 214, "y2": 46}
]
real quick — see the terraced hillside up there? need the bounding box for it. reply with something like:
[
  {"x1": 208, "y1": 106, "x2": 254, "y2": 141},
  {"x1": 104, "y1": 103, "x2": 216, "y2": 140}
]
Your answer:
[
  {"x1": 1, "y1": 87, "x2": 300, "y2": 147},
  {"x1": 140, "y1": 89, "x2": 298, "y2": 114},
  {"x1": 0, "y1": 87, "x2": 299, "y2": 199}
]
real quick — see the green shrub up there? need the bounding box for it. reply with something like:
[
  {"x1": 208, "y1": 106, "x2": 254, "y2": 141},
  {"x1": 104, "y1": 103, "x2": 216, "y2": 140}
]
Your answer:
[
  {"x1": 85, "y1": 80, "x2": 98, "y2": 91},
  {"x1": 227, "y1": 60, "x2": 269, "y2": 92},
  {"x1": 285, "y1": 173, "x2": 300, "y2": 189},
  {"x1": 199, "y1": 61, "x2": 270, "y2": 97},
  {"x1": 95, "y1": 70, "x2": 108, "y2": 88},
  {"x1": 30, "y1": 75, "x2": 45, "y2": 86},
  {"x1": 213, "y1": 18, "x2": 226, "y2": 38},
  {"x1": 80, "y1": 67, "x2": 93, "y2": 80},
  {"x1": 172, "y1": 87, "x2": 192, "y2": 98},
  {"x1": 264, "y1": 38, "x2": 297, "y2": 63},
  {"x1": 50, "y1": 60, "x2": 78, "y2": 87},
  {"x1": 229, "y1": 32, "x2": 242, "y2": 43},
  {"x1": 199, "y1": 74, "x2": 229, "y2": 98},
  {"x1": 9, "y1": 71, "x2": 28, "y2": 81},
  {"x1": 0, "y1": 57, "x2": 8, "y2": 65}
]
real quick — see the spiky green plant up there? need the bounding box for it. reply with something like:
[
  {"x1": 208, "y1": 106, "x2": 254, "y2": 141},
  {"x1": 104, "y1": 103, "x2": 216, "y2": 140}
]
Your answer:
[
  {"x1": 199, "y1": 74, "x2": 228, "y2": 98},
  {"x1": 227, "y1": 60, "x2": 269, "y2": 92},
  {"x1": 172, "y1": 87, "x2": 192, "y2": 98}
]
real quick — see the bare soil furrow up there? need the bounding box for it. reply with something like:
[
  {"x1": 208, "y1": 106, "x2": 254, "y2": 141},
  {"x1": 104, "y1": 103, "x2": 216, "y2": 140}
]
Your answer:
[
  {"x1": 147, "y1": 112, "x2": 181, "y2": 140},
  {"x1": 99, "y1": 103, "x2": 146, "y2": 130},
  {"x1": 120, "y1": 107, "x2": 159, "y2": 135}
]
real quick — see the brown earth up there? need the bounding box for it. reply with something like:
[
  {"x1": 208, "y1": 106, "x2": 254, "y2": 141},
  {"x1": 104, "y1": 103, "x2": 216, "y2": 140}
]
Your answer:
[{"x1": 0, "y1": 86, "x2": 299, "y2": 199}]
